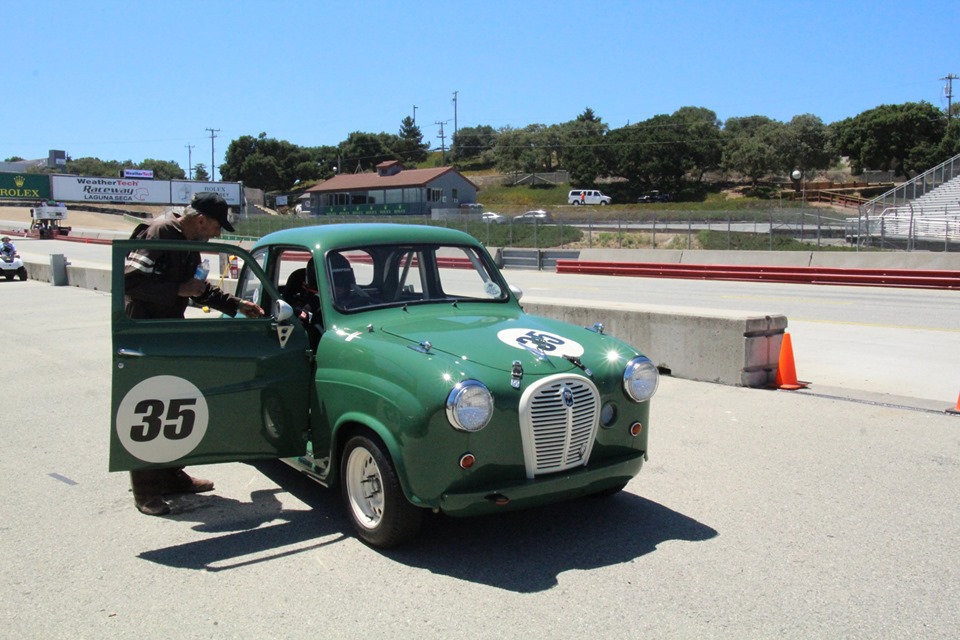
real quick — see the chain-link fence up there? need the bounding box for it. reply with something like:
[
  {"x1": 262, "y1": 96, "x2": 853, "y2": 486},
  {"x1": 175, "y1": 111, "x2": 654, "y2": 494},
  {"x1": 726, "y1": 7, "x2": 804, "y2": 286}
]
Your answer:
[{"x1": 229, "y1": 207, "x2": 958, "y2": 253}]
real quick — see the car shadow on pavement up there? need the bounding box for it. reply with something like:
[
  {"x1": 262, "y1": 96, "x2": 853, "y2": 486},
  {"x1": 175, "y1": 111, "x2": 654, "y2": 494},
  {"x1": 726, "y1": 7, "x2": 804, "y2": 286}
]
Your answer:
[
  {"x1": 138, "y1": 461, "x2": 349, "y2": 571},
  {"x1": 387, "y1": 493, "x2": 717, "y2": 592},
  {"x1": 139, "y1": 460, "x2": 717, "y2": 591}
]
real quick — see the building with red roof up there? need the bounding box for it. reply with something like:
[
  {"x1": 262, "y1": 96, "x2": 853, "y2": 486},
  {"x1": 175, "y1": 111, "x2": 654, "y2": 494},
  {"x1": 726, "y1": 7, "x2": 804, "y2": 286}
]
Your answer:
[{"x1": 304, "y1": 161, "x2": 479, "y2": 216}]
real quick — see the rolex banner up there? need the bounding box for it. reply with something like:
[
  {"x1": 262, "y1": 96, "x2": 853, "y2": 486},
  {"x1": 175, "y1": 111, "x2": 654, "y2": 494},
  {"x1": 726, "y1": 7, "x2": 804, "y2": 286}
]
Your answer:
[{"x1": 0, "y1": 173, "x2": 51, "y2": 200}]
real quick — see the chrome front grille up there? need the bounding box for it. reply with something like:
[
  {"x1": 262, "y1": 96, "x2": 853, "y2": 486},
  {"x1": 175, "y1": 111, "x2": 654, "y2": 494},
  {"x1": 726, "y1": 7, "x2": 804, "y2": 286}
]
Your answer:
[{"x1": 518, "y1": 375, "x2": 600, "y2": 479}]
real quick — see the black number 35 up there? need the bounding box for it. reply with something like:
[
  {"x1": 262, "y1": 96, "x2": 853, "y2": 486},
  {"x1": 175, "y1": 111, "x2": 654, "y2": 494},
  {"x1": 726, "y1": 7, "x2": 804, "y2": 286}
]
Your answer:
[{"x1": 130, "y1": 398, "x2": 198, "y2": 442}]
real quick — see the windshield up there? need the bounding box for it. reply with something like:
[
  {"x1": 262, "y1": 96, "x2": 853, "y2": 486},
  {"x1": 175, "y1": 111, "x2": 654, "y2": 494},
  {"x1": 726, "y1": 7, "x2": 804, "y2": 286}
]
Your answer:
[{"x1": 327, "y1": 243, "x2": 509, "y2": 312}]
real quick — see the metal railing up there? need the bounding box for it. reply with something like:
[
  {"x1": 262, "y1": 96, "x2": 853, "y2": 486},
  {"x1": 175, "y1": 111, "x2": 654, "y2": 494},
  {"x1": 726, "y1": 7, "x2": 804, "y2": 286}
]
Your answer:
[{"x1": 860, "y1": 153, "x2": 960, "y2": 217}]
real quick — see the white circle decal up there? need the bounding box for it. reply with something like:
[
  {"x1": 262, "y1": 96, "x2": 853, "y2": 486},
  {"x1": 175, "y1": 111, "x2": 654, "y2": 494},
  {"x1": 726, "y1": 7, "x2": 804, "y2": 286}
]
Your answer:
[
  {"x1": 116, "y1": 375, "x2": 210, "y2": 463},
  {"x1": 497, "y1": 328, "x2": 585, "y2": 357}
]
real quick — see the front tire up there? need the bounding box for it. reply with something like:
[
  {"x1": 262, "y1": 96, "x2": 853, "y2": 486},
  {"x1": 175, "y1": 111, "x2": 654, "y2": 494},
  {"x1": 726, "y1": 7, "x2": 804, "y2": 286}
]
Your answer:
[
  {"x1": 340, "y1": 434, "x2": 423, "y2": 548},
  {"x1": 17, "y1": 267, "x2": 27, "y2": 281}
]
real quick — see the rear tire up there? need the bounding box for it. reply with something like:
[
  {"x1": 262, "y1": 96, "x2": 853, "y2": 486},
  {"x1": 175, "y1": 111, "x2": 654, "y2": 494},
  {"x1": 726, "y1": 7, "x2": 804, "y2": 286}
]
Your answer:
[{"x1": 340, "y1": 434, "x2": 423, "y2": 548}]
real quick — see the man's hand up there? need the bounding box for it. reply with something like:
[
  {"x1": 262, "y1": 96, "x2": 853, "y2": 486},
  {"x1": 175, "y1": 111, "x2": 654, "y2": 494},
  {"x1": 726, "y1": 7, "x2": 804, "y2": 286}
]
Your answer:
[
  {"x1": 238, "y1": 300, "x2": 265, "y2": 318},
  {"x1": 178, "y1": 279, "x2": 207, "y2": 298}
]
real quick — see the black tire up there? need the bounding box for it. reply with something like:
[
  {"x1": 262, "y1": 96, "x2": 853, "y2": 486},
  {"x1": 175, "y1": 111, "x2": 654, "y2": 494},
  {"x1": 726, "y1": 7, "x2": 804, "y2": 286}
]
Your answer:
[
  {"x1": 3, "y1": 274, "x2": 12, "y2": 281},
  {"x1": 340, "y1": 434, "x2": 423, "y2": 548},
  {"x1": 17, "y1": 268, "x2": 27, "y2": 281}
]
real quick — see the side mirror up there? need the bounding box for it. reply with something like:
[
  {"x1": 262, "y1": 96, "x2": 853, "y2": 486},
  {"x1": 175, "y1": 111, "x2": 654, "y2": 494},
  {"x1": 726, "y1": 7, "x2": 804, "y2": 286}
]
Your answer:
[
  {"x1": 509, "y1": 284, "x2": 523, "y2": 302},
  {"x1": 273, "y1": 299, "x2": 295, "y2": 322}
]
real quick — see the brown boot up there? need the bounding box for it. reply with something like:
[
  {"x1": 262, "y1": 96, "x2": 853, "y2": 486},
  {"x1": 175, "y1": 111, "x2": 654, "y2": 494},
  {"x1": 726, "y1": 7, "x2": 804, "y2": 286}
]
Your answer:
[
  {"x1": 135, "y1": 495, "x2": 171, "y2": 516},
  {"x1": 163, "y1": 469, "x2": 214, "y2": 495},
  {"x1": 131, "y1": 469, "x2": 170, "y2": 516}
]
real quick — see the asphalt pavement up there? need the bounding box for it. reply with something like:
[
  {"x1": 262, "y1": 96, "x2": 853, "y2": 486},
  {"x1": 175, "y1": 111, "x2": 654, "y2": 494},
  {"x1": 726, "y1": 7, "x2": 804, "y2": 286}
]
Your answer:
[{"x1": 3, "y1": 279, "x2": 959, "y2": 639}]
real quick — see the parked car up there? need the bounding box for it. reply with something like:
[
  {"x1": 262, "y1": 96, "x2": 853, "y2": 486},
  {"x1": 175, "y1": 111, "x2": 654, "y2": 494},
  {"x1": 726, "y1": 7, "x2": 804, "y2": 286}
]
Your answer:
[
  {"x1": 638, "y1": 191, "x2": 671, "y2": 203},
  {"x1": 109, "y1": 224, "x2": 659, "y2": 548},
  {"x1": 568, "y1": 189, "x2": 612, "y2": 205},
  {"x1": 514, "y1": 209, "x2": 553, "y2": 223},
  {"x1": 482, "y1": 211, "x2": 506, "y2": 224}
]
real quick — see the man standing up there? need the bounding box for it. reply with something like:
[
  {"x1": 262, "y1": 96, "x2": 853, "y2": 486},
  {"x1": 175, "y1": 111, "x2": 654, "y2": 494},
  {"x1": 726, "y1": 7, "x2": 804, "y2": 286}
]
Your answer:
[{"x1": 123, "y1": 192, "x2": 264, "y2": 515}]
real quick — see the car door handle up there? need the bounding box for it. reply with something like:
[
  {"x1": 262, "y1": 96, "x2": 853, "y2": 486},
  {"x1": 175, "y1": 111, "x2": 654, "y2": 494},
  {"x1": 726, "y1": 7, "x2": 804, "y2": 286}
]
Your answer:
[{"x1": 117, "y1": 348, "x2": 145, "y2": 358}]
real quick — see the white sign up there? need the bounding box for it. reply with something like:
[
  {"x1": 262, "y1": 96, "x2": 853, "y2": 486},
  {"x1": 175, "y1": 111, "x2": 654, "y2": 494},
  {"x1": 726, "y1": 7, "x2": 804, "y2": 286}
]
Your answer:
[
  {"x1": 115, "y1": 375, "x2": 210, "y2": 463},
  {"x1": 497, "y1": 328, "x2": 585, "y2": 358},
  {"x1": 171, "y1": 180, "x2": 242, "y2": 206},
  {"x1": 51, "y1": 175, "x2": 170, "y2": 204},
  {"x1": 122, "y1": 169, "x2": 154, "y2": 179},
  {"x1": 51, "y1": 175, "x2": 243, "y2": 206}
]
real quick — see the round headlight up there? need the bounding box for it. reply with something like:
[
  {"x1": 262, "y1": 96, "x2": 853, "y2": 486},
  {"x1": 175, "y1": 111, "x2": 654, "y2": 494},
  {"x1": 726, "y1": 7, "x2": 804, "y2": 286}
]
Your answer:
[
  {"x1": 446, "y1": 380, "x2": 494, "y2": 432},
  {"x1": 623, "y1": 356, "x2": 659, "y2": 403}
]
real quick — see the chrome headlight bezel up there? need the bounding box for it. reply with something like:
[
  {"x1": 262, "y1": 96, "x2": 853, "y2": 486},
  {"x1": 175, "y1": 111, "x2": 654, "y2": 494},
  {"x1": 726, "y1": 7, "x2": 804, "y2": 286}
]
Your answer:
[
  {"x1": 445, "y1": 380, "x2": 494, "y2": 432},
  {"x1": 623, "y1": 356, "x2": 659, "y2": 403}
]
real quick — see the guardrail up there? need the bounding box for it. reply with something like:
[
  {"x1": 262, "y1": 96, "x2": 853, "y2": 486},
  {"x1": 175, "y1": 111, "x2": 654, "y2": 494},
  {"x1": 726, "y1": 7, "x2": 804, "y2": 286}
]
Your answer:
[{"x1": 555, "y1": 260, "x2": 960, "y2": 289}]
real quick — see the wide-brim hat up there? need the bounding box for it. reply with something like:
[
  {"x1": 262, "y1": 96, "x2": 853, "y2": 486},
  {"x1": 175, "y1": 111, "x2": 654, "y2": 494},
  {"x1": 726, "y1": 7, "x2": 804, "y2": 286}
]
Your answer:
[{"x1": 191, "y1": 192, "x2": 235, "y2": 232}]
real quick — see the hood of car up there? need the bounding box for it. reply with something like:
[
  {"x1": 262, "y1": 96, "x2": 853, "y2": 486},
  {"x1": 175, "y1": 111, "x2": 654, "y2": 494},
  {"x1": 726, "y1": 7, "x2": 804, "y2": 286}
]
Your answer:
[{"x1": 376, "y1": 306, "x2": 600, "y2": 374}]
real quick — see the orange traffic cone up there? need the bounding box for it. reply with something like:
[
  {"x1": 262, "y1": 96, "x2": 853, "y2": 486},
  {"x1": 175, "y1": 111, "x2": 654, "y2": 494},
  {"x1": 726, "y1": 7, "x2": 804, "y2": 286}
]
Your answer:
[
  {"x1": 774, "y1": 332, "x2": 808, "y2": 390},
  {"x1": 948, "y1": 392, "x2": 960, "y2": 415}
]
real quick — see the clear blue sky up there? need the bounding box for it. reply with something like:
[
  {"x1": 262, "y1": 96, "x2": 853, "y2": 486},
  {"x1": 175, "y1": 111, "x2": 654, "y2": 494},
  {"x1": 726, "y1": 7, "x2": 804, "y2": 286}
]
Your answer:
[{"x1": 5, "y1": 0, "x2": 959, "y2": 175}]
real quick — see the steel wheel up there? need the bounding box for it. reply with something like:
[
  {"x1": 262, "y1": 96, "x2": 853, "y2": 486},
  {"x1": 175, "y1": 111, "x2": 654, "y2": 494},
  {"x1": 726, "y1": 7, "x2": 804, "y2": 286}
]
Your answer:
[{"x1": 340, "y1": 434, "x2": 422, "y2": 548}]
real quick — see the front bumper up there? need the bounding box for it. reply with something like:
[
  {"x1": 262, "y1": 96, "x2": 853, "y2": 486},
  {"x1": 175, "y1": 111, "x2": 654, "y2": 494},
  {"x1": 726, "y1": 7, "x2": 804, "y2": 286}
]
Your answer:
[{"x1": 437, "y1": 451, "x2": 645, "y2": 517}]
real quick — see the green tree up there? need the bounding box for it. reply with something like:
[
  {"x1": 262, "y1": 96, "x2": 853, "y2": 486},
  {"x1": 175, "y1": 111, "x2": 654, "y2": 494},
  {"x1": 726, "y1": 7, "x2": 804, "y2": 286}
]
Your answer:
[
  {"x1": 831, "y1": 101, "x2": 946, "y2": 176},
  {"x1": 395, "y1": 117, "x2": 429, "y2": 165},
  {"x1": 608, "y1": 106, "x2": 722, "y2": 190},
  {"x1": 139, "y1": 158, "x2": 185, "y2": 180},
  {"x1": 65, "y1": 156, "x2": 124, "y2": 177},
  {"x1": 561, "y1": 108, "x2": 609, "y2": 186},
  {"x1": 221, "y1": 133, "x2": 326, "y2": 191},
  {"x1": 452, "y1": 125, "x2": 498, "y2": 161},
  {"x1": 493, "y1": 124, "x2": 559, "y2": 173},
  {"x1": 192, "y1": 163, "x2": 210, "y2": 182},
  {"x1": 722, "y1": 117, "x2": 785, "y2": 185},
  {"x1": 340, "y1": 131, "x2": 397, "y2": 173},
  {"x1": 781, "y1": 114, "x2": 834, "y2": 176}
]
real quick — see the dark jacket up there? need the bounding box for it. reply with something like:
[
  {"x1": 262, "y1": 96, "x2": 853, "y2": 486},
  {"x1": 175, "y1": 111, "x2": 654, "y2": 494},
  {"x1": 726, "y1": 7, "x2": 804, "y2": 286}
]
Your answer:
[{"x1": 124, "y1": 214, "x2": 241, "y2": 319}]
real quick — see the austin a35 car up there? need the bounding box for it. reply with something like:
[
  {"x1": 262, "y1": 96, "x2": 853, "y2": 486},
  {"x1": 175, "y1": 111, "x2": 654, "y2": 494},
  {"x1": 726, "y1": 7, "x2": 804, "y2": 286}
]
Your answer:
[{"x1": 110, "y1": 223, "x2": 659, "y2": 547}]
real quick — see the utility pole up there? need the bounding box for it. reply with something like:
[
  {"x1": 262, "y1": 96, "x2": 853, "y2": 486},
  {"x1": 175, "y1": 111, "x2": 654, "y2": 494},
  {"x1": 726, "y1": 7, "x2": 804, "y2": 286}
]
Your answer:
[
  {"x1": 435, "y1": 121, "x2": 450, "y2": 165},
  {"x1": 413, "y1": 105, "x2": 417, "y2": 125},
  {"x1": 185, "y1": 143, "x2": 194, "y2": 180},
  {"x1": 942, "y1": 74, "x2": 958, "y2": 119},
  {"x1": 205, "y1": 127, "x2": 220, "y2": 181},
  {"x1": 451, "y1": 90, "x2": 459, "y2": 143}
]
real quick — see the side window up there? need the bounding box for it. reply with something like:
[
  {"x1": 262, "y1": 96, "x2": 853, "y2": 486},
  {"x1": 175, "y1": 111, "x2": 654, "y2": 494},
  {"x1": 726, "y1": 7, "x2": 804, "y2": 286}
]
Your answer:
[
  {"x1": 436, "y1": 247, "x2": 506, "y2": 301},
  {"x1": 275, "y1": 247, "x2": 317, "y2": 311},
  {"x1": 330, "y1": 250, "x2": 379, "y2": 310},
  {"x1": 396, "y1": 250, "x2": 424, "y2": 298}
]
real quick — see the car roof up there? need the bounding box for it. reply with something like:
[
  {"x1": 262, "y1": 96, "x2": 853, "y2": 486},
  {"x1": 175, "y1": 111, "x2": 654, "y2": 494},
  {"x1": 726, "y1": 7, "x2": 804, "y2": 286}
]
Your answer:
[{"x1": 252, "y1": 223, "x2": 480, "y2": 252}]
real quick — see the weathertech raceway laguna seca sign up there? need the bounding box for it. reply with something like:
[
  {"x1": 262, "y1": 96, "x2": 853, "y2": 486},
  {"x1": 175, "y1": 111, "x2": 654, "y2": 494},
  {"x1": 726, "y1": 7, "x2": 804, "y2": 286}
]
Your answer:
[{"x1": 51, "y1": 175, "x2": 241, "y2": 206}]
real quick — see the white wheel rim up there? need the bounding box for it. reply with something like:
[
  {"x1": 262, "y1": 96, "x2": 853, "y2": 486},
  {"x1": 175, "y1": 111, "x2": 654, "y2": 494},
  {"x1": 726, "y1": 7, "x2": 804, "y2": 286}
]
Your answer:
[{"x1": 345, "y1": 446, "x2": 384, "y2": 530}]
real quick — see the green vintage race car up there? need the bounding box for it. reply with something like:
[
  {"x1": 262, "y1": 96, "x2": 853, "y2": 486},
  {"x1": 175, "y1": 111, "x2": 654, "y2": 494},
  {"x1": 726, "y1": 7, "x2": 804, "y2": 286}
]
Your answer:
[{"x1": 110, "y1": 223, "x2": 659, "y2": 547}]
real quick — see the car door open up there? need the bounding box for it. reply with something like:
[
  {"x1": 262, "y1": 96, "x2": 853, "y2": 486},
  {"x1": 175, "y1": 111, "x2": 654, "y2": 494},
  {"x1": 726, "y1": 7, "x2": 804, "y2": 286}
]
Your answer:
[{"x1": 109, "y1": 240, "x2": 311, "y2": 472}]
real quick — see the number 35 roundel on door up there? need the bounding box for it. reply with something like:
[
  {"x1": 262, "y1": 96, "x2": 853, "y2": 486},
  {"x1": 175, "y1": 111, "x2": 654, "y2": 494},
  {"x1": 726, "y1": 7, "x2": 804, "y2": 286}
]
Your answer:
[{"x1": 115, "y1": 375, "x2": 210, "y2": 464}]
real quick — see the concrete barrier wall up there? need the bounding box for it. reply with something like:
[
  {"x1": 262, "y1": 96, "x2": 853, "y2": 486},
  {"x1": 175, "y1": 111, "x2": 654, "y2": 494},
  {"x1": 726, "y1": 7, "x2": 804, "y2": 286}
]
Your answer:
[
  {"x1": 24, "y1": 257, "x2": 787, "y2": 388},
  {"x1": 522, "y1": 297, "x2": 787, "y2": 387}
]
